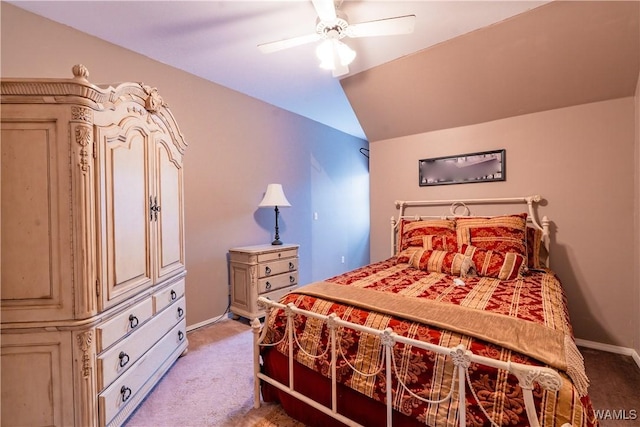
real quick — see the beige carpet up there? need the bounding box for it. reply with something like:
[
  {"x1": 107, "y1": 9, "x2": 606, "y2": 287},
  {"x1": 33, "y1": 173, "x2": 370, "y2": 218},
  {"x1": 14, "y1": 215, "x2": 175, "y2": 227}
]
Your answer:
[
  {"x1": 249, "y1": 404, "x2": 306, "y2": 427},
  {"x1": 124, "y1": 317, "x2": 303, "y2": 427}
]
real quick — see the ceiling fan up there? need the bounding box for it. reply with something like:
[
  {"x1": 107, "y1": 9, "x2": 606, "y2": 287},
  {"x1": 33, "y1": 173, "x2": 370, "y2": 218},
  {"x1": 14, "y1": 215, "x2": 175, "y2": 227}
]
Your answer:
[{"x1": 258, "y1": 0, "x2": 416, "y2": 77}]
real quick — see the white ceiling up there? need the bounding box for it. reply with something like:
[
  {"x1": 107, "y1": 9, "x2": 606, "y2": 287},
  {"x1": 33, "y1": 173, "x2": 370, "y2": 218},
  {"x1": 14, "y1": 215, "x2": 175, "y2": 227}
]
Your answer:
[{"x1": 8, "y1": 1, "x2": 549, "y2": 140}]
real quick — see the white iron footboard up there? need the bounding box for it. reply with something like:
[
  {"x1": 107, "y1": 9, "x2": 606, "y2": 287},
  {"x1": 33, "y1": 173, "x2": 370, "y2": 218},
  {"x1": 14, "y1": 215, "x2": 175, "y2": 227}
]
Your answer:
[{"x1": 252, "y1": 296, "x2": 571, "y2": 427}]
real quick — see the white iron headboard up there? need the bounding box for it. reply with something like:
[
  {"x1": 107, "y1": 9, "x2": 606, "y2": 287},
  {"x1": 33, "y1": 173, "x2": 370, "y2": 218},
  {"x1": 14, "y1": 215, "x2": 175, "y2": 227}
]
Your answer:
[{"x1": 391, "y1": 195, "x2": 550, "y2": 267}]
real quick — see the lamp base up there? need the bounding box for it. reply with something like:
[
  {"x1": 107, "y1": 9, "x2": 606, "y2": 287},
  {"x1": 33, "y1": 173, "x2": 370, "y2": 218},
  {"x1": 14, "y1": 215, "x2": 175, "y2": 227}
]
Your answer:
[{"x1": 272, "y1": 206, "x2": 284, "y2": 245}]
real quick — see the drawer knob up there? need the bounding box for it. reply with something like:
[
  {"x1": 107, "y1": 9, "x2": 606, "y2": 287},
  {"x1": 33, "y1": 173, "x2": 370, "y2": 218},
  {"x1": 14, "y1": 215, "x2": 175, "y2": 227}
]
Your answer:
[
  {"x1": 289, "y1": 275, "x2": 295, "y2": 283},
  {"x1": 119, "y1": 351, "x2": 130, "y2": 368},
  {"x1": 177, "y1": 307, "x2": 184, "y2": 318},
  {"x1": 265, "y1": 266, "x2": 271, "y2": 275},
  {"x1": 289, "y1": 262, "x2": 295, "y2": 270},
  {"x1": 170, "y1": 290, "x2": 177, "y2": 300},
  {"x1": 128, "y1": 314, "x2": 139, "y2": 329},
  {"x1": 178, "y1": 330, "x2": 184, "y2": 341},
  {"x1": 120, "y1": 386, "x2": 132, "y2": 403},
  {"x1": 265, "y1": 281, "x2": 271, "y2": 291}
]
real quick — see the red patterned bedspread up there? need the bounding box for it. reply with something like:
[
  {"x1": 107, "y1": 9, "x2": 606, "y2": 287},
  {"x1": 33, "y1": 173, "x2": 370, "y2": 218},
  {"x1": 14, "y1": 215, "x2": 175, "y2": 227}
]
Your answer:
[{"x1": 261, "y1": 258, "x2": 598, "y2": 427}]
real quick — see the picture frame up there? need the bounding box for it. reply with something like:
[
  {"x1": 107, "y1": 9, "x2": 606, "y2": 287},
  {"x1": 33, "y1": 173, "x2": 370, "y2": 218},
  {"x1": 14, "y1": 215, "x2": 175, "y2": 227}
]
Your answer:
[{"x1": 419, "y1": 149, "x2": 505, "y2": 186}]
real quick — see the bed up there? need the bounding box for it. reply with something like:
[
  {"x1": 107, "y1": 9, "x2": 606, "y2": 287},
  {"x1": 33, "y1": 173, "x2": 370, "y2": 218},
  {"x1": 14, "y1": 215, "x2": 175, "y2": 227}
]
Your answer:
[{"x1": 251, "y1": 195, "x2": 598, "y2": 427}]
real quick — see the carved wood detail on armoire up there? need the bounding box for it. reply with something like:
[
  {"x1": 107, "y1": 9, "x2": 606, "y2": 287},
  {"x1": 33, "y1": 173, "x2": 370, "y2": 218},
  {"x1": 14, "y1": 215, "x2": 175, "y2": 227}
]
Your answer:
[{"x1": 1, "y1": 64, "x2": 188, "y2": 427}]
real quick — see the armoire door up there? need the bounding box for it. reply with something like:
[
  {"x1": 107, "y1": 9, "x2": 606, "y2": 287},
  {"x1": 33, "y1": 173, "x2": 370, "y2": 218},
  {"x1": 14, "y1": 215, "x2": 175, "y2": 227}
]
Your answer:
[
  {"x1": 1, "y1": 105, "x2": 76, "y2": 322},
  {"x1": 96, "y1": 116, "x2": 154, "y2": 310},
  {"x1": 1, "y1": 329, "x2": 75, "y2": 427},
  {"x1": 153, "y1": 136, "x2": 186, "y2": 283}
]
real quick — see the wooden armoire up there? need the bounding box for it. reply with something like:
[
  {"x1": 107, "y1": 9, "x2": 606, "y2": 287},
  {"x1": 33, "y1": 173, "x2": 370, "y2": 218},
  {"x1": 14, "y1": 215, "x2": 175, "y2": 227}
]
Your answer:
[{"x1": 1, "y1": 65, "x2": 188, "y2": 427}]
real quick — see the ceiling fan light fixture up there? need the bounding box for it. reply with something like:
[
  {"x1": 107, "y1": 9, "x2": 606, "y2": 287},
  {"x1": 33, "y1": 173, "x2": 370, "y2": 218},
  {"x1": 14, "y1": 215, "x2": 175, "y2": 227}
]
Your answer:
[
  {"x1": 336, "y1": 40, "x2": 356, "y2": 66},
  {"x1": 258, "y1": 0, "x2": 415, "y2": 78},
  {"x1": 316, "y1": 38, "x2": 356, "y2": 71}
]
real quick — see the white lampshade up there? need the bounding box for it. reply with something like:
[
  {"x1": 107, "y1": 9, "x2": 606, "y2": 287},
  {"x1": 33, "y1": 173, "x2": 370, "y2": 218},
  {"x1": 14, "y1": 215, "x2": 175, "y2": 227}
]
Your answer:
[{"x1": 258, "y1": 184, "x2": 291, "y2": 208}]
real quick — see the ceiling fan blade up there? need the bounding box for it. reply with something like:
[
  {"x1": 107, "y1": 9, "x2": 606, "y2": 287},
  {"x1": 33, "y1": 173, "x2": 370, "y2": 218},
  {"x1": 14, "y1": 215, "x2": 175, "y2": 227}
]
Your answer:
[
  {"x1": 311, "y1": 0, "x2": 337, "y2": 23},
  {"x1": 258, "y1": 32, "x2": 322, "y2": 54},
  {"x1": 346, "y1": 15, "x2": 416, "y2": 38}
]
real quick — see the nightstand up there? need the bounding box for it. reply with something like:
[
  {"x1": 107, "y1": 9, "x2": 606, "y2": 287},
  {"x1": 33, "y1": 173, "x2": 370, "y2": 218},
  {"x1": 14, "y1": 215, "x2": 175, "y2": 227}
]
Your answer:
[{"x1": 229, "y1": 244, "x2": 299, "y2": 319}]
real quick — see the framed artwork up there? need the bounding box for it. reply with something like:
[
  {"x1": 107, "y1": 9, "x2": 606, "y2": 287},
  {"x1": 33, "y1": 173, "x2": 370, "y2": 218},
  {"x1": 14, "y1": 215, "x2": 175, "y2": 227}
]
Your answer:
[{"x1": 419, "y1": 149, "x2": 505, "y2": 186}]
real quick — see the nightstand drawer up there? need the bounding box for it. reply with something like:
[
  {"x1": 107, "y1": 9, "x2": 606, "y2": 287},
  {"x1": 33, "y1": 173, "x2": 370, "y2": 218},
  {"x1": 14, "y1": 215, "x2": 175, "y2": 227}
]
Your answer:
[
  {"x1": 261, "y1": 285, "x2": 297, "y2": 304},
  {"x1": 257, "y1": 248, "x2": 297, "y2": 263},
  {"x1": 259, "y1": 258, "x2": 298, "y2": 278},
  {"x1": 258, "y1": 272, "x2": 298, "y2": 294}
]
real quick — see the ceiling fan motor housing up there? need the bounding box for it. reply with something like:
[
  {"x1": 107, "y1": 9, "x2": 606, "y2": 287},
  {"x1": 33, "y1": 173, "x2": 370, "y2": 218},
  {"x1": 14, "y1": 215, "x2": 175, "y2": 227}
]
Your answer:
[{"x1": 316, "y1": 12, "x2": 349, "y2": 40}]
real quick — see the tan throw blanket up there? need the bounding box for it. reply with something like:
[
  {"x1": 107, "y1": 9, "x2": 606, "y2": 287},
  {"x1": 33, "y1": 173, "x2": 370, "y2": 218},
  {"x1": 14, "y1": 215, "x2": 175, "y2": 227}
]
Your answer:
[{"x1": 294, "y1": 279, "x2": 589, "y2": 397}]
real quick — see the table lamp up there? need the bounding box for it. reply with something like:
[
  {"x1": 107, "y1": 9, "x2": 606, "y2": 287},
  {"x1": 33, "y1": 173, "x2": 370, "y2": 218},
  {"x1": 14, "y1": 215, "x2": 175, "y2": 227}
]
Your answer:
[{"x1": 258, "y1": 184, "x2": 291, "y2": 245}]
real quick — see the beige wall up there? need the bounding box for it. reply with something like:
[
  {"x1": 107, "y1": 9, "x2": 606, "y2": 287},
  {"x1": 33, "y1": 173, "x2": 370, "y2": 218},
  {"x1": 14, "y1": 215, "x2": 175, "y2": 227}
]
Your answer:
[
  {"x1": 1, "y1": 4, "x2": 370, "y2": 328},
  {"x1": 635, "y1": 71, "x2": 640, "y2": 355},
  {"x1": 370, "y1": 98, "x2": 638, "y2": 351}
]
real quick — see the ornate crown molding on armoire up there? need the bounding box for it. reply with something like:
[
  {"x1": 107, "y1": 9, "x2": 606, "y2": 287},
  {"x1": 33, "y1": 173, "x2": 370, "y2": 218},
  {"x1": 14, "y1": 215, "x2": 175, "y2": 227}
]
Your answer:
[{"x1": 1, "y1": 65, "x2": 188, "y2": 427}]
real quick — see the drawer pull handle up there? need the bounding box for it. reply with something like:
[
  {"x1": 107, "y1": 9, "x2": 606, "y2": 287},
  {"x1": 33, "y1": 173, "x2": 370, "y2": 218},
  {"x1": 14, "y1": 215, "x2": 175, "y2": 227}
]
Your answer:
[
  {"x1": 289, "y1": 262, "x2": 295, "y2": 270},
  {"x1": 265, "y1": 281, "x2": 271, "y2": 291},
  {"x1": 121, "y1": 386, "x2": 132, "y2": 403},
  {"x1": 128, "y1": 315, "x2": 139, "y2": 329},
  {"x1": 289, "y1": 275, "x2": 295, "y2": 283},
  {"x1": 119, "y1": 351, "x2": 130, "y2": 368},
  {"x1": 170, "y1": 290, "x2": 177, "y2": 300},
  {"x1": 178, "y1": 330, "x2": 184, "y2": 341},
  {"x1": 265, "y1": 266, "x2": 271, "y2": 275},
  {"x1": 177, "y1": 307, "x2": 184, "y2": 318}
]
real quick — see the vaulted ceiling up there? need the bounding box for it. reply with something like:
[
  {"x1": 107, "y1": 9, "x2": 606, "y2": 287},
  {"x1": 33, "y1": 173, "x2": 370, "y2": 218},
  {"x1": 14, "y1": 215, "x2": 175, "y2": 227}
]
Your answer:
[
  {"x1": 341, "y1": 0, "x2": 640, "y2": 141},
  {"x1": 7, "y1": 1, "x2": 640, "y2": 142}
]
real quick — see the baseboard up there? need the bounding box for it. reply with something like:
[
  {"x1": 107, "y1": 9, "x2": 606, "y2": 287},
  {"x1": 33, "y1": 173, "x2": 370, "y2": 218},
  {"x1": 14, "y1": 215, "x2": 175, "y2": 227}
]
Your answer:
[
  {"x1": 186, "y1": 312, "x2": 233, "y2": 332},
  {"x1": 576, "y1": 338, "x2": 640, "y2": 369}
]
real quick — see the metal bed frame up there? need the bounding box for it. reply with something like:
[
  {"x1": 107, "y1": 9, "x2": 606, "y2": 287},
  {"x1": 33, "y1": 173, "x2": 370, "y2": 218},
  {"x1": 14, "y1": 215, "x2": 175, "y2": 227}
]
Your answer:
[{"x1": 251, "y1": 195, "x2": 570, "y2": 427}]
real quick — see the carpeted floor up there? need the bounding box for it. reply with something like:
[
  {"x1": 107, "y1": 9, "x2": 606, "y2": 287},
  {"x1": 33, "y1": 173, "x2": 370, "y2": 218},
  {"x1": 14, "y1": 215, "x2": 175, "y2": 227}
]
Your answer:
[
  {"x1": 124, "y1": 316, "x2": 640, "y2": 427},
  {"x1": 124, "y1": 316, "x2": 301, "y2": 427}
]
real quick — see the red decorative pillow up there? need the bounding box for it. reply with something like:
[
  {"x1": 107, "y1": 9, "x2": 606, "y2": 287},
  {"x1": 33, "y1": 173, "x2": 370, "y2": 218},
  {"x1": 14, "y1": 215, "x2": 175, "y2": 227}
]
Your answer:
[
  {"x1": 455, "y1": 213, "x2": 528, "y2": 263},
  {"x1": 526, "y1": 226, "x2": 548, "y2": 269},
  {"x1": 397, "y1": 247, "x2": 475, "y2": 277},
  {"x1": 459, "y1": 244, "x2": 525, "y2": 280},
  {"x1": 396, "y1": 246, "x2": 422, "y2": 264},
  {"x1": 398, "y1": 219, "x2": 457, "y2": 252},
  {"x1": 423, "y1": 234, "x2": 457, "y2": 251}
]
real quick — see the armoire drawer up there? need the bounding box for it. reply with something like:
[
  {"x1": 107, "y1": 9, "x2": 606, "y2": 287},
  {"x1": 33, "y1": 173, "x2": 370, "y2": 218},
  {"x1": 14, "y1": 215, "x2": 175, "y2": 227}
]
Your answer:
[
  {"x1": 96, "y1": 298, "x2": 154, "y2": 353},
  {"x1": 258, "y1": 271, "x2": 298, "y2": 294},
  {"x1": 153, "y1": 278, "x2": 185, "y2": 314},
  {"x1": 99, "y1": 319, "x2": 187, "y2": 426},
  {"x1": 97, "y1": 296, "x2": 185, "y2": 391}
]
